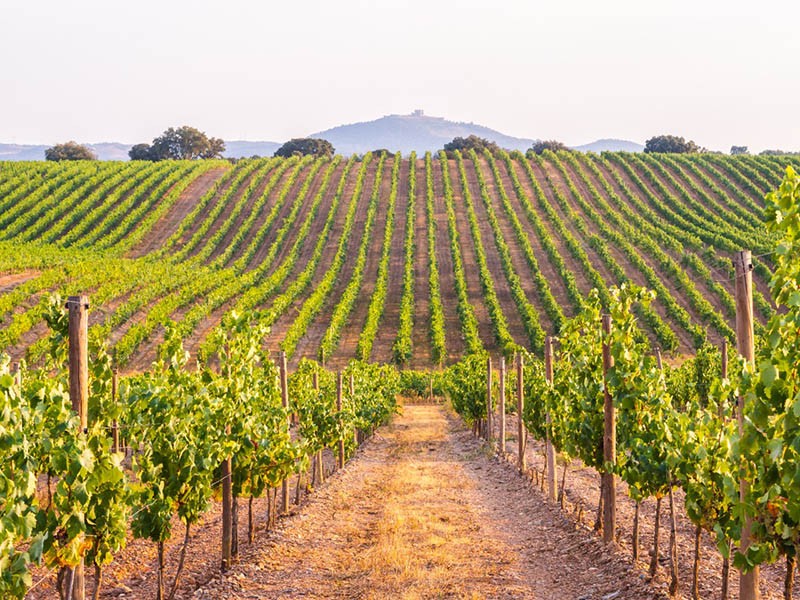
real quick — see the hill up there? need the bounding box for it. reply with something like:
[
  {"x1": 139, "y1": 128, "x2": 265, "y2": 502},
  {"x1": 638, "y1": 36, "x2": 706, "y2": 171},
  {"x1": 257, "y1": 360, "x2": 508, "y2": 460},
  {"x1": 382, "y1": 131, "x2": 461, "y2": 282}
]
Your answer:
[
  {"x1": 0, "y1": 143, "x2": 48, "y2": 160},
  {"x1": 308, "y1": 111, "x2": 536, "y2": 155},
  {"x1": 571, "y1": 138, "x2": 644, "y2": 153},
  {"x1": 223, "y1": 140, "x2": 281, "y2": 158},
  {"x1": 0, "y1": 116, "x2": 644, "y2": 159},
  {"x1": 0, "y1": 141, "x2": 283, "y2": 161}
]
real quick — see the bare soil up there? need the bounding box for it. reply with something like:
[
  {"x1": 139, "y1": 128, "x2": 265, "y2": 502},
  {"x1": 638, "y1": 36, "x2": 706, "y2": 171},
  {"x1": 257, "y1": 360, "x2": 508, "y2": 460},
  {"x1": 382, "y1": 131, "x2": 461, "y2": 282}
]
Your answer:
[
  {"x1": 329, "y1": 157, "x2": 395, "y2": 367},
  {"x1": 193, "y1": 404, "x2": 665, "y2": 600},
  {"x1": 370, "y1": 158, "x2": 411, "y2": 364},
  {"x1": 494, "y1": 158, "x2": 578, "y2": 320},
  {"x1": 507, "y1": 158, "x2": 597, "y2": 300},
  {"x1": 204, "y1": 160, "x2": 283, "y2": 264},
  {"x1": 600, "y1": 158, "x2": 772, "y2": 322},
  {"x1": 23, "y1": 402, "x2": 799, "y2": 600},
  {"x1": 552, "y1": 156, "x2": 700, "y2": 352},
  {"x1": 531, "y1": 159, "x2": 622, "y2": 296},
  {"x1": 445, "y1": 159, "x2": 497, "y2": 353},
  {"x1": 408, "y1": 158, "x2": 434, "y2": 369},
  {"x1": 500, "y1": 412, "x2": 799, "y2": 599},
  {"x1": 129, "y1": 167, "x2": 227, "y2": 258},
  {"x1": 431, "y1": 158, "x2": 466, "y2": 363},
  {"x1": 240, "y1": 162, "x2": 317, "y2": 272},
  {"x1": 0, "y1": 270, "x2": 40, "y2": 295},
  {"x1": 249, "y1": 161, "x2": 341, "y2": 274},
  {"x1": 473, "y1": 156, "x2": 558, "y2": 337},
  {"x1": 266, "y1": 158, "x2": 376, "y2": 368},
  {"x1": 461, "y1": 157, "x2": 530, "y2": 348}
]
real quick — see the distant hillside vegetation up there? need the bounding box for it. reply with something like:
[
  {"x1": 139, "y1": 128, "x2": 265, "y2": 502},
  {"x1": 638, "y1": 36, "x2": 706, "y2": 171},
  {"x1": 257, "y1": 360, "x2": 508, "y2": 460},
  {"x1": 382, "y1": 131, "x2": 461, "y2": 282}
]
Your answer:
[
  {"x1": 0, "y1": 142, "x2": 131, "y2": 161},
  {"x1": 0, "y1": 117, "x2": 645, "y2": 160}
]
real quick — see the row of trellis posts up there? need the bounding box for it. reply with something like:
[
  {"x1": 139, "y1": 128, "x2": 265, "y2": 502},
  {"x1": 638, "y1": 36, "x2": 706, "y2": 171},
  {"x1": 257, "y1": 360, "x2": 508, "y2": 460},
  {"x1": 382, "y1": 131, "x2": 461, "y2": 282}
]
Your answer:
[
  {"x1": 475, "y1": 250, "x2": 760, "y2": 599},
  {"x1": 52, "y1": 250, "x2": 761, "y2": 598},
  {"x1": 58, "y1": 295, "x2": 359, "y2": 599}
]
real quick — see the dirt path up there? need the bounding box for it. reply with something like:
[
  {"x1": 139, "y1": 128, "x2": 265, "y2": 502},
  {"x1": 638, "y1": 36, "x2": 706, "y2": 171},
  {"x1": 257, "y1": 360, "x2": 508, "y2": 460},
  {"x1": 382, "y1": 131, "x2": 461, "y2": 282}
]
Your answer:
[
  {"x1": 195, "y1": 405, "x2": 663, "y2": 600},
  {"x1": 0, "y1": 270, "x2": 39, "y2": 294}
]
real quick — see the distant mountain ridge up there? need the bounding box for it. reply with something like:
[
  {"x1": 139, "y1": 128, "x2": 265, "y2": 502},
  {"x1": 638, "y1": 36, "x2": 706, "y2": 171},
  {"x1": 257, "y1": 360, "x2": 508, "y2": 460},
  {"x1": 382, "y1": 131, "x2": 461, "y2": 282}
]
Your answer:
[
  {"x1": 308, "y1": 111, "x2": 536, "y2": 155},
  {"x1": 572, "y1": 138, "x2": 645, "y2": 153},
  {"x1": 0, "y1": 113, "x2": 643, "y2": 160}
]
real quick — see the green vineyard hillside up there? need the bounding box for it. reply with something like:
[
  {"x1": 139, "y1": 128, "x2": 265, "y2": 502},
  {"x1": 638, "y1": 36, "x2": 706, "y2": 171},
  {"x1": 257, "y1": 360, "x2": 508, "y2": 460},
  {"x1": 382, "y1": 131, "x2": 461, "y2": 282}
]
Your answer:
[{"x1": 1, "y1": 151, "x2": 795, "y2": 372}]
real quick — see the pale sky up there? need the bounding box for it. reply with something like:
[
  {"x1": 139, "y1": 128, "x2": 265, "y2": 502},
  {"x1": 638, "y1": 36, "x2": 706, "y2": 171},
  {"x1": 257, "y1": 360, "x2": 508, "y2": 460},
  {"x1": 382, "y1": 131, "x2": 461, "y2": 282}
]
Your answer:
[{"x1": 3, "y1": 0, "x2": 798, "y2": 152}]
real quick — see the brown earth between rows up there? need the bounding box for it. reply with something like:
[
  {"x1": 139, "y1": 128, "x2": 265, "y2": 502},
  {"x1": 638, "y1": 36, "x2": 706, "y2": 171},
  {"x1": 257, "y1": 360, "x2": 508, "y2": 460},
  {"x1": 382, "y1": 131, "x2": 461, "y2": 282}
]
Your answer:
[{"x1": 193, "y1": 404, "x2": 665, "y2": 600}]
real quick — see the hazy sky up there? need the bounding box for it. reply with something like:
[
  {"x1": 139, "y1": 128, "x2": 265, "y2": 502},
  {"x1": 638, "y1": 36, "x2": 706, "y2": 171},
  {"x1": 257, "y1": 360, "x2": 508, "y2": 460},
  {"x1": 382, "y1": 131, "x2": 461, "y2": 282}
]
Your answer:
[{"x1": 3, "y1": 0, "x2": 798, "y2": 152}]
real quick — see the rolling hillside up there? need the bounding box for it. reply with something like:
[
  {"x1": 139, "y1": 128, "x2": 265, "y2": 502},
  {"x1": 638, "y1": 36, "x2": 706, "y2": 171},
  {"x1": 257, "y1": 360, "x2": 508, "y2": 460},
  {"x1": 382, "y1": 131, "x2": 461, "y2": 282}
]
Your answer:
[
  {"x1": 0, "y1": 151, "x2": 793, "y2": 373},
  {"x1": 308, "y1": 111, "x2": 536, "y2": 154}
]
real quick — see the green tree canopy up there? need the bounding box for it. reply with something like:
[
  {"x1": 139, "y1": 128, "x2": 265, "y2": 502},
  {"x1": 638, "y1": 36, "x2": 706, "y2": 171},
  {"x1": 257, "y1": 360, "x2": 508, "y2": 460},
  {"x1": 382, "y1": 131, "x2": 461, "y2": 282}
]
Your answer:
[
  {"x1": 759, "y1": 149, "x2": 799, "y2": 156},
  {"x1": 274, "y1": 138, "x2": 335, "y2": 158},
  {"x1": 644, "y1": 135, "x2": 700, "y2": 153},
  {"x1": 44, "y1": 141, "x2": 97, "y2": 161},
  {"x1": 129, "y1": 126, "x2": 225, "y2": 160},
  {"x1": 128, "y1": 143, "x2": 154, "y2": 161},
  {"x1": 443, "y1": 135, "x2": 498, "y2": 154},
  {"x1": 730, "y1": 145, "x2": 749, "y2": 155},
  {"x1": 529, "y1": 140, "x2": 570, "y2": 155}
]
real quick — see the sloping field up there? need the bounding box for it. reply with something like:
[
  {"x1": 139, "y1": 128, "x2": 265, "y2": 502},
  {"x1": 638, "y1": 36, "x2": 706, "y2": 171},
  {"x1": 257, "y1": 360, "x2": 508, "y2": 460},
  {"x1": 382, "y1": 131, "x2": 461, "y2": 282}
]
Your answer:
[{"x1": 0, "y1": 152, "x2": 795, "y2": 372}]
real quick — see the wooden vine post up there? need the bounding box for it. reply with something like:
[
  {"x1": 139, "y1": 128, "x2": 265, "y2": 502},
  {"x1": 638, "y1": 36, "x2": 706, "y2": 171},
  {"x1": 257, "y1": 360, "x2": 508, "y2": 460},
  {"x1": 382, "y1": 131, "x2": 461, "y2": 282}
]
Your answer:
[
  {"x1": 66, "y1": 295, "x2": 89, "y2": 600},
  {"x1": 601, "y1": 314, "x2": 616, "y2": 544},
  {"x1": 111, "y1": 364, "x2": 119, "y2": 454},
  {"x1": 517, "y1": 352, "x2": 526, "y2": 474},
  {"x1": 337, "y1": 372, "x2": 345, "y2": 469},
  {"x1": 656, "y1": 347, "x2": 680, "y2": 596},
  {"x1": 486, "y1": 356, "x2": 493, "y2": 446},
  {"x1": 313, "y1": 370, "x2": 323, "y2": 485},
  {"x1": 720, "y1": 339, "x2": 732, "y2": 599},
  {"x1": 221, "y1": 424, "x2": 232, "y2": 571},
  {"x1": 498, "y1": 357, "x2": 506, "y2": 454},
  {"x1": 350, "y1": 373, "x2": 358, "y2": 445},
  {"x1": 544, "y1": 336, "x2": 557, "y2": 503},
  {"x1": 279, "y1": 351, "x2": 290, "y2": 514},
  {"x1": 734, "y1": 250, "x2": 760, "y2": 599}
]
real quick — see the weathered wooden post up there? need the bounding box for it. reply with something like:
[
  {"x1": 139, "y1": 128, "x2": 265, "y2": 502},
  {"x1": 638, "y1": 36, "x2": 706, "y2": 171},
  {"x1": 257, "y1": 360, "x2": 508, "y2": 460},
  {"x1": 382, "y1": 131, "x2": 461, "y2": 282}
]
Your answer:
[
  {"x1": 656, "y1": 347, "x2": 679, "y2": 597},
  {"x1": 350, "y1": 373, "x2": 358, "y2": 446},
  {"x1": 337, "y1": 372, "x2": 345, "y2": 469},
  {"x1": 720, "y1": 338, "x2": 731, "y2": 599},
  {"x1": 517, "y1": 352, "x2": 526, "y2": 474},
  {"x1": 66, "y1": 295, "x2": 89, "y2": 599},
  {"x1": 486, "y1": 356, "x2": 493, "y2": 446},
  {"x1": 111, "y1": 364, "x2": 120, "y2": 454},
  {"x1": 313, "y1": 370, "x2": 324, "y2": 485},
  {"x1": 734, "y1": 250, "x2": 760, "y2": 600},
  {"x1": 499, "y1": 357, "x2": 506, "y2": 454},
  {"x1": 545, "y1": 336, "x2": 557, "y2": 502},
  {"x1": 601, "y1": 314, "x2": 616, "y2": 544},
  {"x1": 280, "y1": 351, "x2": 290, "y2": 514},
  {"x1": 221, "y1": 424, "x2": 232, "y2": 571}
]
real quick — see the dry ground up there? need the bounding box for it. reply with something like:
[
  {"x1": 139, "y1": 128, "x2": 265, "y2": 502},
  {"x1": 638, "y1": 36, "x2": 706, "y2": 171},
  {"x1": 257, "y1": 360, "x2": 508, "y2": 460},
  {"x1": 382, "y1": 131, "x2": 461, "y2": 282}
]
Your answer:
[{"x1": 194, "y1": 405, "x2": 663, "y2": 600}]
